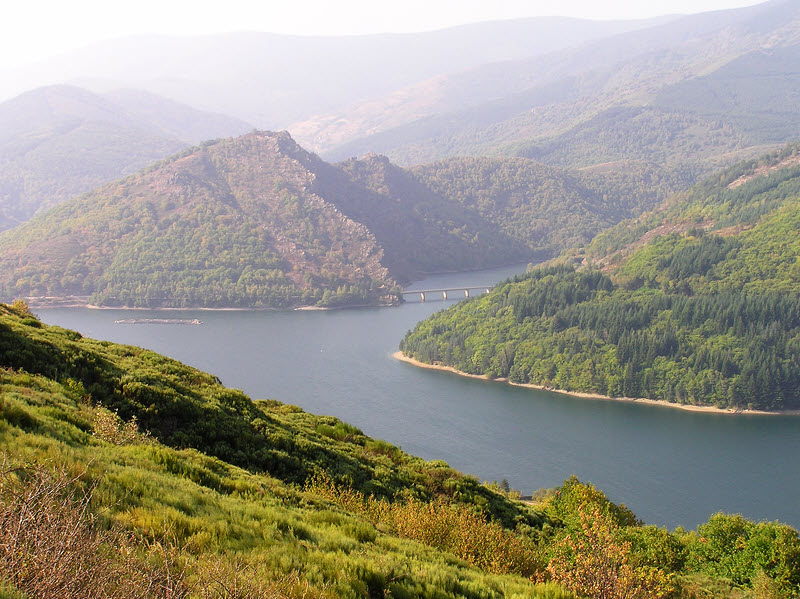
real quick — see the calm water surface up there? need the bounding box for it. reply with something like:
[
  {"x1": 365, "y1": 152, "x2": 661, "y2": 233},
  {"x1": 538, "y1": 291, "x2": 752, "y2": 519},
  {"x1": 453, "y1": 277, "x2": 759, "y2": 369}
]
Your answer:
[{"x1": 38, "y1": 264, "x2": 800, "y2": 530}]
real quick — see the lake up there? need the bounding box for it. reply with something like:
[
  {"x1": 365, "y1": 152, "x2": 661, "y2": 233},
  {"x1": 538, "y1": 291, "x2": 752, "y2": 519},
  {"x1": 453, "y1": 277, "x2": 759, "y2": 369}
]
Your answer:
[{"x1": 37, "y1": 264, "x2": 800, "y2": 530}]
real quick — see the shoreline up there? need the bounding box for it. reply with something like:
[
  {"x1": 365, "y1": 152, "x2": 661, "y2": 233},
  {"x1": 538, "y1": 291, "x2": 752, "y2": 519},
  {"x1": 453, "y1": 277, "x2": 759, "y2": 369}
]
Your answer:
[
  {"x1": 392, "y1": 351, "x2": 800, "y2": 416},
  {"x1": 23, "y1": 298, "x2": 392, "y2": 312}
]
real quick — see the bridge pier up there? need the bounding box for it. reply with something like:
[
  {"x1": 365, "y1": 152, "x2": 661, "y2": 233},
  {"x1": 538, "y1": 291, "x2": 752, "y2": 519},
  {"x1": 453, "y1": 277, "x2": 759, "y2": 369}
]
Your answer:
[
  {"x1": 443, "y1": 290, "x2": 448, "y2": 300},
  {"x1": 465, "y1": 289, "x2": 470, "y2": 298},
  {"x1": 420, "y1": 292, "x2": 425, "y2": 302}
]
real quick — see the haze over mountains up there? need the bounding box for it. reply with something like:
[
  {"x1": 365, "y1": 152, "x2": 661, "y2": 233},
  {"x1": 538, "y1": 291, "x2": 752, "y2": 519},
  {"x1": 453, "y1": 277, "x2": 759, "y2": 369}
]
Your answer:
[
  {"x1": 1, "y1": 0, "x2": 799, "y2": 308},
  {"x1": 0, "y1": 85, "x2": 251, "y2": 231},
  {"x1": 0, "y1": 16, "x2": 669, "y2": 128},
  {"x1": 297, "y1": 0, "x2": 800, "y2": 169}
]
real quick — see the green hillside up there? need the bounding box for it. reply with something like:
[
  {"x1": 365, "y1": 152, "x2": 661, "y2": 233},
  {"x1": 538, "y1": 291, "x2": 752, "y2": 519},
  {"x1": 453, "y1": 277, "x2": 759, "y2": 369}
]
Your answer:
[
  {"x1": 413, "y1": 157, "x2": 693, "y2": 257},
  {"x1": 2, "y1": 301, "x2": 799, "y2": 598},
  {"x1": 585, "y1": 142, "x2": 800, "y2": 263},
  {"x1": 400, "y1": 144, "x2": 800, "y2": 411},
  {"x1": 0, "y1": 85, "x2": 252, "y2": 232},
  {"x1": 0, "y1": 130, "x2": 695, "y2": 309},
  {"x1": 0, "y1": 132, "x2": 399, "y2": 308}
]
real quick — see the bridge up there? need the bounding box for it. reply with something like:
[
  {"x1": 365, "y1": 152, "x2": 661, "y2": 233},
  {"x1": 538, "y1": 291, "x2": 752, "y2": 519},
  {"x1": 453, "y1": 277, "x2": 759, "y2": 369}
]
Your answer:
[{"x1": 400, "y1": 286, "x2": 494, "y2": 302}]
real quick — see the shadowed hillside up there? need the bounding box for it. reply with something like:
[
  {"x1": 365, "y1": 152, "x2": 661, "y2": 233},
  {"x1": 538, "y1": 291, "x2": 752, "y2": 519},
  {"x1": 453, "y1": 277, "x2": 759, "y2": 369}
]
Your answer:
[{"x1": 0, "y1": 131, "x2": 692, "y2": 308}]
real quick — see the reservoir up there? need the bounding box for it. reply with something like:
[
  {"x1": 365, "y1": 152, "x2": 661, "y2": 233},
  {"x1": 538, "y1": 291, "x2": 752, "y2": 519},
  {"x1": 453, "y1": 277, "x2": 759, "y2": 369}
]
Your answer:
[{"x1": 37, "y1": 264, "x2": 800, "y2": 530}]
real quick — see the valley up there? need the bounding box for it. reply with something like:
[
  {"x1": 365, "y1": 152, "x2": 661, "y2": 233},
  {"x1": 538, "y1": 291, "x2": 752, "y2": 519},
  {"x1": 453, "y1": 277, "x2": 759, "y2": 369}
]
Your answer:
[
  {"x1": 32, "y1": 263, "x2": 800, "y2": 532},
  {"x1": 2, "y1": 1, "x2": 800, "y2": 597}
]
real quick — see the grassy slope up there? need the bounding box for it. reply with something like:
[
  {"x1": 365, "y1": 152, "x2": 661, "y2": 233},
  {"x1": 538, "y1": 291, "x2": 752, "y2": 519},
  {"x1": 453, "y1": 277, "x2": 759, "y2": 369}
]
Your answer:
[
  {"x1": 0, "y1": 305, "x2": 800, "y2": 599},
  {"x1": 2, "y1": 302, "x2": 799, "y2": 598},
  {"x1": 0, "y1": 300, "x2": 563, "y2": 598}
]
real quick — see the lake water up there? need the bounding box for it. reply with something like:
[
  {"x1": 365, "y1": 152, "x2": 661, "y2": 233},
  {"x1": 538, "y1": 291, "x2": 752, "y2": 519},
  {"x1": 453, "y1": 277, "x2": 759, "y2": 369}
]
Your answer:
[{"x1": 37, "y1": 264, "x2": 800, "y2": 530}]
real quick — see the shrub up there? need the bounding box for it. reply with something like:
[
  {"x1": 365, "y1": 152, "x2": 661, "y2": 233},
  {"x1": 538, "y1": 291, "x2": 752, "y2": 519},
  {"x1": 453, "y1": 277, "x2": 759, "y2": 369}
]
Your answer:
[
  {"x1": 92, "y1": 407, "x2": 155, "y2": 446},
  {"x1": 0, "y1": 462, "x2": 185, "y2": 598},
  {"x1": 546, "y1": 505, "x2": 675, "y2": 599},
  {"x1": 306, "y1": 475, "x2": 540, "y2": 577}
]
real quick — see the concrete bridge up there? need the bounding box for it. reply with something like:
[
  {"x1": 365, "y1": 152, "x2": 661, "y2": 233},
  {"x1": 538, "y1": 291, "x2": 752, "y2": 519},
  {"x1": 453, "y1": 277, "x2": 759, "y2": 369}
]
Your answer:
[{"x1": 401, "y1": 286, "x2": 494, "y2": 302}]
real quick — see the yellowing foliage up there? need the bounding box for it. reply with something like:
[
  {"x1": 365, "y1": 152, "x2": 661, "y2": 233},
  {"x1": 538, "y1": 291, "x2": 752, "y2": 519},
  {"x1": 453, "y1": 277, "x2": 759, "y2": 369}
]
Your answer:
[
  {"x1": 547, "y1": 505, "x2": 674, "y2": 599},
  {"x1": 306, "y1": 475, "x2": 541, "y2": 577}
]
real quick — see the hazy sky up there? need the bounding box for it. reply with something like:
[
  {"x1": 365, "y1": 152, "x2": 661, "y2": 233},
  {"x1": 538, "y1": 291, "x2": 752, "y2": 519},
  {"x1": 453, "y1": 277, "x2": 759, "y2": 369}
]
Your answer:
[{"x1": 4, "y1": 0, "x2": 766, "y2": 69}]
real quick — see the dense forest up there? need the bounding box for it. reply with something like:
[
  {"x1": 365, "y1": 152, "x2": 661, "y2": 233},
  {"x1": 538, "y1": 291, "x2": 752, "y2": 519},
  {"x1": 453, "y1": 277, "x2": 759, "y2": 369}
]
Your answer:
[
  {"x1": 400, "y1": 144, "x2": 800, "y2": 411},
  {"x1": 401, "y1": 266, "x2": 800, "y2": 410},
  {"x1": 2, "y1": 301, "x2": 798, "y2": 598},
  {"x1": 413, "y1": 157, "x2": 694, "y2": 257}
]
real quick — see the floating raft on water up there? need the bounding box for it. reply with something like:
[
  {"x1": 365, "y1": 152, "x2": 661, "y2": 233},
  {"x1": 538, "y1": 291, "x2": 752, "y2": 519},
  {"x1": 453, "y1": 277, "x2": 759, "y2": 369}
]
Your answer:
[{"x1": 114, "y1": 318, "x2": 203, "y2": 325}]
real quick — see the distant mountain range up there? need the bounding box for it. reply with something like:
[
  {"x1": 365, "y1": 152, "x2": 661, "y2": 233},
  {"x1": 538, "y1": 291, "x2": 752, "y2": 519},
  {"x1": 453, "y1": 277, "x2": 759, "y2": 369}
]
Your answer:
[
  {"x1": 9, "y1": 300, "x2": 797, "y2": 598},
  {"x1": 0, "y1": 17, "x2": 668, "y2": 128},
  {"x1": 0, "y1": 85, "x2": 252, "y2": 231},
  {"x1": 0, "y1": 131, "x2": 690, "y2": 308},
  {"x1": 300, "y1": 0, "x2": 800, "y2": 172},
  {"x1": 4, "y1": 1, "x2": 798, "y2": 236}
]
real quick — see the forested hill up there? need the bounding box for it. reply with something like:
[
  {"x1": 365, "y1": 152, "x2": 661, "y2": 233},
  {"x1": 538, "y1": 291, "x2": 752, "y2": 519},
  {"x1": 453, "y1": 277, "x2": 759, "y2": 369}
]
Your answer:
[
  {"x1": 0, "y1": 131, "x2": 526, "y2": 308},
  {"x1": 3, "y1": 300, "x2": 800, "y2": 598},
  {"x1": 0, "y1": 130, "x2": 692, "y2": 309},
  {"x1": 400, "y1": 144, "x2": 800, "y2": 411},
  {"x1": 412, "y1": 157, "x2": 693, "y2": 259},
  {"x1": 0, "y1": 132, "x2": 397, "y2": 308},
  {"x1": 0, "y1": 85, "x2": 252, "y2": 232}
]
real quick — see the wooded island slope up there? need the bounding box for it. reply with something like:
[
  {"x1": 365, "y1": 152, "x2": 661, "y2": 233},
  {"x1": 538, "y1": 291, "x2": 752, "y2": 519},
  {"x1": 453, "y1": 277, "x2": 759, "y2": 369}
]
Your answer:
[{"x1": 400, "y1": 144, "x2": 800, "y2": 411}]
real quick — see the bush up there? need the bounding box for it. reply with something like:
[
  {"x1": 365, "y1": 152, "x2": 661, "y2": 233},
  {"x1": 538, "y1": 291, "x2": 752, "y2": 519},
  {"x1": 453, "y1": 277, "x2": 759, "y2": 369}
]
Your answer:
[
  {"x1": 0, "y1": 462, "x2": 184, "y2": 599},
  {"x1": 92, "y1": 407, "x2": 154, "y2": 446}
]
